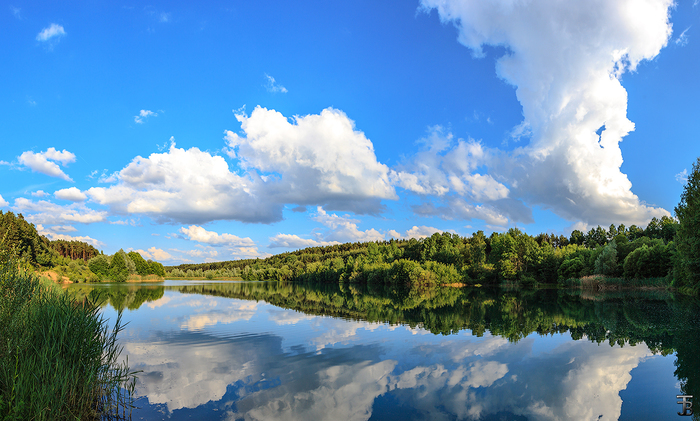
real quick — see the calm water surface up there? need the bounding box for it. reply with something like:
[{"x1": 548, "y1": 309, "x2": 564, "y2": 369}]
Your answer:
[{"x1": 67, "y1": 280, "x2": 700, "y2": 420}]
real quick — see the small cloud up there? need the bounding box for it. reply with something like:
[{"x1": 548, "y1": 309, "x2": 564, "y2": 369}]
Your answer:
[
  {"x1": 268, "y1": 233, "x2": 340, "y2": 249},
  {"x1": 387, "y1": 225, "x2": 448, "y2": 240},
  {"x1": 675, "y1": 27, "x2": 690, "y2": 47},
  {"x1": 508, "y1": 120, "x2": 532, "y2": 143},
  {"x1": 13, "y1": 198, "x2": 107, "y2": 225},
  {"x1": 18, "y1": 148, "x2": 76, "y2": 181},
  {"x1": 159, "y1": 12, "x2": 170, "y2": 22},
  {"x1": 0, "y1": 194, "x2": 8, "y2": 207},
  {"x1": 87, "y1": 170, "x2": 98, "y2": 180},
  {"x1": 36, "y1": 23, "x2": 66, "y2": 42},
  {"x1": 50, "y1": 225, "x2": 77, "y2": 233},
  {"x1": 32, "y1": 190, "x2": 49, "y2": 197},
  {"x1": 179, "y1": 225, "x2": 255, "y2": 247},
  {"x1": 264, "y1": 74, "x2": 288, "y2": 93},
  {"x1": 136, "y1": 247, "x2": 173, "y2": 262},
  {"x1": 676, "y1": 169, "x2": 688, "y2": 184},
  {"x1": 108, "y1": 218, "x2": 139, "y2": 226},
  {"x1": 98, "y1": 170, "x2": 117, "y2": 183},
  {"x1": 134, "y1": 109, "x2": 158, "y2": 124},
  {"x1": 10, "y1": 6, "x2": 21, "y2": 19},
  {"x1": 0, "y1": 160, "x2": 10, "y2": 166},
  {"x1": 27, "y1": 97, "x2": 36, "y2": 106},
  {"x1": 55, "y1": 187, "x2": 87, "y2": 202}
]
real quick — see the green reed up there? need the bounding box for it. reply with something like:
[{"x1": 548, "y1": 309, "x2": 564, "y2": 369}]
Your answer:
[{"x1": 0, "y1": 251, "x2": 137, "y2": 420}]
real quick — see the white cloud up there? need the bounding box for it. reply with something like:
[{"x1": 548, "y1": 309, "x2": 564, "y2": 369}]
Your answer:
[
  {"x1": 13, "y1": 197, "x2": 107, "y2": 225},
  {"x1": 268, "y1": 233, "x2": 341, "y2": 249},
  {"x1": 36, "y1": 23, "x2": 65, "y2": 42},
  {"x1": 388, "y1": 225, "x2": 444, "y2": 240},
  {"x1": 35, "y1": 224, "x2": 104, "y2": 247},
  {"x1": 312, "y1": 207, "x2": 384, "y2": 243},
  {"x1": 134, "y1": 109, "x2": 158, "y2": 124},
  {"x1": 420, "y1": 0, "x2": 673, "y2": 227},
  {"x1": 86, "y1": 142, "x2": 277, "y2": 224},
  {"x1": 392, "y1": 127, "x2": 508, "y2": 202},
  {"x1": 10, "y1": 6, "x2": 21, "y2": 19},
  {"x1": 31, "y1": 190, "x2": 48, "y2": 197},
  {"x1": 675, "y1": 27, "x2": 690, "y2": 47},
  {"x1": 264, "y1": 74, "x2": 288, "y2": 93},
  {"x1": 89, "y1": 106, "x2": 400, "y2": 225},
  {"x1": 49, "y1": 225, "x2": 77, "y2": 233},
  {"x1": 54, "y1": 187, "x2": 87, "y2": 202},
  {"x1": 18, "y1": 148, "x2": 76, "y2": 181},
  {"x1": 0, "y1": 194, "x2": 8, "y2": 207},
  {"x1": 226, "y1": 106, "x2": 396, "y2": 214},
  {"x1": 390, "y1": 127, "x2": 522, "y2": 224},
  {"x1": 676, "y1": 169, "x2": 689, "y2": 184},
  {"x1": 169, "y1": 243, "x2": 269, "y2": 262},
  {"x1": 135, "y1": 247, "x2": 173, "y2": 262},
  {"x1": 179, "y1": 225, "x2": 255, "y2": 247},
  {"x1": 412, "y1": 198, "x2": 511, "y2": 227}
]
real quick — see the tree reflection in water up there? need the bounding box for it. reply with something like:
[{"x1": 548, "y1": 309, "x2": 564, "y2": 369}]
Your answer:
[{"x1": 67, "y1": 281, "x2": 700, "y2": 420}]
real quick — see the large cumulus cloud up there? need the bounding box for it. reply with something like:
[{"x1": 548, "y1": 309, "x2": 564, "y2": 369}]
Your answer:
[
  {"x1": 226, "y1": 106, "x2": 397, "y2": 214},
  {"x1": 418, "y1": 0, "x2": 674, "y2": 226},
  {"x1": 86, "y1": 107, "x2": 397, "y2": 225}
]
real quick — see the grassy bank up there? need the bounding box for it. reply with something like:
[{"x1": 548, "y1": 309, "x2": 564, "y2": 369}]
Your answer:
[
  {"x1": 0, "y1": 252, "x2": 137, "y2": 420},
  {"x1": 561, "y1": 274, "x2": 671, "y2": 290},
  {"x1": 166, "y1": 276, "x2": 244, "y2": 281}
]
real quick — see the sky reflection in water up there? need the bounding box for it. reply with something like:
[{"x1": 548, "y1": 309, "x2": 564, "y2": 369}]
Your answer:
[{"x1": 81, "y1": 281, "x2": 685, "y2": 421}]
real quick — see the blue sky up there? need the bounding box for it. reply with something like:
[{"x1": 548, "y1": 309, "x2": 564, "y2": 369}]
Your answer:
[{"x1": 1, "y1": 0, "x2": 699, "y2": 264}]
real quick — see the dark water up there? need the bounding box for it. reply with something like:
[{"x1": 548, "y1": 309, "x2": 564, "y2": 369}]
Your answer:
[{"x1": 67, "y1": 281, "x2": 700, "y2": 420}]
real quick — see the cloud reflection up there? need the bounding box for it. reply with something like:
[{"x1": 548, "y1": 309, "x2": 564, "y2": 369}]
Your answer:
[{"x1": 123, "y1": 297, "x2": 653, "y2": 420}]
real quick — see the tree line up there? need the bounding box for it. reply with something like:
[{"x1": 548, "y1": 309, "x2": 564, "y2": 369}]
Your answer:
[
  {"x1": 167, "y1": 218, "x2": 678, "y2": 288},
  {"x1": 167, "y1": 157, "x2": 700, "y2": 292},
  {"x1": 0, "y1": 210, "x2": 164, "y2": 283}
]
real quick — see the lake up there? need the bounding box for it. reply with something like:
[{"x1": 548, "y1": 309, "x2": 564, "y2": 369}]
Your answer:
[{"x1": 66, "y1": 280, "x2": 700, "y2": 420}]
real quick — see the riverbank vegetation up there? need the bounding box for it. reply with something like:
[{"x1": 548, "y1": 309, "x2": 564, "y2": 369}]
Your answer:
[
  {"x1": 166, "y1": 215, "x2": 680, "y2": 289},
  {"x1": 0, "y1": 246, "x2": 137, "y2": 420},
  {"x1": 167, "y1": 157, "x2": 700, "y2": 293},
  {"x1": 0, "y1": 210, "x2": 165, "y2": 283}
]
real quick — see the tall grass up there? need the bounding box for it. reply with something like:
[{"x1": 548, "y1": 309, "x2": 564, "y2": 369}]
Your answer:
[
  {"x1": 563, "y1": 274, "x2": 670, "y2": 290},
  {"x1": 0, "y1": 250, "x2": 138, "y2": 420}
]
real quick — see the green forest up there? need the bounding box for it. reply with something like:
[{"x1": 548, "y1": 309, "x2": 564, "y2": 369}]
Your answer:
[
  {"x1": 168, "y1": 157, "x2": 700, "y2": 294},
  {"x1": 0, "y1": 210, "x2": 165, "y2": 283}
]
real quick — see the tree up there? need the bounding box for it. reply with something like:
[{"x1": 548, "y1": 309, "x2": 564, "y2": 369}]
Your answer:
[
  {"x1": 594, "y1": 240, "x2": 617, "y2": 276},
  {"x1": 128, "y1": 251, "x2": 151, "y2": 275},
  {"x1": 109, "y1": 251, "x2": 129, "y2": 282},
  {"x1": 569, "y1": 230, "x2": 584, "y2": 246},
  {"x1": 674, "y1": 157, "x2": 700, "y2": 288},
  {"x1": 88, "y1": 255, "x2": 111, "y2": 277}
]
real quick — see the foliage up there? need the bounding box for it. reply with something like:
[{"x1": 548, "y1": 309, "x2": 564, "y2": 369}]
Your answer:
[
  {"x1": 109, "y1": 251, "x2": 129, "y2": 283},
  {"x1": 89, "y1": 254, "x2": 111, "y2": 278},
  {"x1": 674, "y1": 157, "x2": 700, "y2": 289},
  {"x1": 594, "y1": 240, "x2": 618, "y2": 276},
  {"x1": 128, "y1": 251, "x2": 151, "y2": 275},
  {"x1": 0, "y1": 244, "x2": 137, "y2": 419},
  {"x1": 48, "y1": 239, "x2": 100, "y2": 262},
  {"x1": 0, "y1": 211, "x2": 53, "y2": 267},
  {"x1": 165, "y1": 217, "x2": 682, "y2": 289}
]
